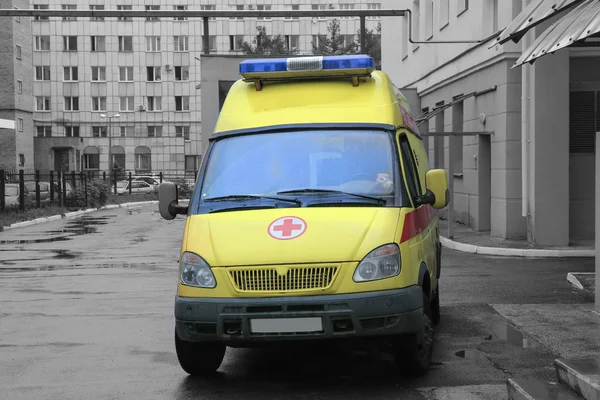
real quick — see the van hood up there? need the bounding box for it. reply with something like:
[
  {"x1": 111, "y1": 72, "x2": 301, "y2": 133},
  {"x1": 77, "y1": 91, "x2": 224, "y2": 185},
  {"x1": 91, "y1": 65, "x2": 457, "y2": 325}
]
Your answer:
[{"x1": 184, "y1": 208, "x2": 402, "y2": 266}]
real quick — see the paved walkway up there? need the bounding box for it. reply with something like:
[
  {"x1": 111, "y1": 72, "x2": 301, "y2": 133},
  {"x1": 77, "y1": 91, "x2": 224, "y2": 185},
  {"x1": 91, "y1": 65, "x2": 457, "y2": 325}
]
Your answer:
[{"x1": 439, "y1": 219, "x2": 595, "y2": 258}]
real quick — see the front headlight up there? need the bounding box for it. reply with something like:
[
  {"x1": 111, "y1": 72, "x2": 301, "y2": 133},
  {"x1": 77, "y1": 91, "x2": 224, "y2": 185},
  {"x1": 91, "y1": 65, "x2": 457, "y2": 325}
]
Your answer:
[
  {"x1": 353, "y1": 244, "x2": 401, "y2": 283},
  {"x1": 180, "y1": 252, "x2": 216, "y2": 288}
]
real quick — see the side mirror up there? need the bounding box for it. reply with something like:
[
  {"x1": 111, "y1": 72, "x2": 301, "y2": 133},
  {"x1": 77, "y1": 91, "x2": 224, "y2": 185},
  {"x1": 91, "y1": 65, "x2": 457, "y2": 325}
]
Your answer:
[
  {"x1": 158, "y1": 182, "x2": 188, "y2": 220},
  {"x1": 419, "y1": 169, "x2": 449, "y2": 209}
]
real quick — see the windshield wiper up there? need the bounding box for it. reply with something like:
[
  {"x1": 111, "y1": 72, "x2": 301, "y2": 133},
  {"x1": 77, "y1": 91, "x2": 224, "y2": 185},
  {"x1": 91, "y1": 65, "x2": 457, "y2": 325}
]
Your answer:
[
  {"x1": 276, "y1": 189, "x2": 386, "y2": 205},
  {"x1": 203, "y1": 194, "x2": 301, "y2": 206}
]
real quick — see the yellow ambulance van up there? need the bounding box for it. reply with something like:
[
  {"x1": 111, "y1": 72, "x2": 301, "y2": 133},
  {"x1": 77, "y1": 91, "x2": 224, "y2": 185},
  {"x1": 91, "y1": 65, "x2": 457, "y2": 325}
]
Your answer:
[{"x1": 158, "y1": 54, "x2": 449, "y2": 377}]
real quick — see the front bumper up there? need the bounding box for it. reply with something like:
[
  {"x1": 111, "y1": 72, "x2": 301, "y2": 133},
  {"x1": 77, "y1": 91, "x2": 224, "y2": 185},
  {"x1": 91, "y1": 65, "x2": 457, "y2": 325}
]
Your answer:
[{"x1": 175, "y1": 286, "x2": 423, "y2": 344}]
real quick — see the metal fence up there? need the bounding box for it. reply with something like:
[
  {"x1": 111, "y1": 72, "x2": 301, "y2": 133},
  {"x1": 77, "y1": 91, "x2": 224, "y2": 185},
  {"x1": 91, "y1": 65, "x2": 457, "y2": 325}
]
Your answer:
[{"x1": 0, "y1": 169, "x2": 197, "y2": 213}]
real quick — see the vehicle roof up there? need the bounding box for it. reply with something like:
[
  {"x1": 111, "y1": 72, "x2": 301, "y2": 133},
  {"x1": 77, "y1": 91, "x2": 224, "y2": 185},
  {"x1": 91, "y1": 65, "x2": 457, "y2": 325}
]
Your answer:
[{"x1": 213, "y1": 70, "x2": 416, "y2": 136}]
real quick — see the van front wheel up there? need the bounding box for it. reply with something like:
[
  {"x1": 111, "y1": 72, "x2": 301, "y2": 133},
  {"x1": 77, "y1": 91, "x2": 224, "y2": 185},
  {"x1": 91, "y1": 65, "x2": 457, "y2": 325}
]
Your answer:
[
  {"x1": 393, "y1": 293, "x2": 434, "y2": 376},
  {"x1": 175, "y1": 330, "x2": 226, "y2": 376}
]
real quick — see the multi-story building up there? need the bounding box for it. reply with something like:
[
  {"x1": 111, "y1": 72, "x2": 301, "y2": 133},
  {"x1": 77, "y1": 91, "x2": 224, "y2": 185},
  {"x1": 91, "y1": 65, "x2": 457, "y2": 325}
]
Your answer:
[
  {"x1": 29, "y1": 0, "x2": 382, "y2": 176},
  {"x1": 381, "y1": 0, "x2": 599, "y2": 247},
  {"x1": 0, "y1": 0, "x2": 34, "y2": 172}
]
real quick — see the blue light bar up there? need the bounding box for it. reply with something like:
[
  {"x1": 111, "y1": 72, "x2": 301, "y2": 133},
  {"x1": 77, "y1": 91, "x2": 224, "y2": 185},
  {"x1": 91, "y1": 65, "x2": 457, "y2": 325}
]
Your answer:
[{"x1": 239, "y1": 55, "x2": 375, "y2": 80}]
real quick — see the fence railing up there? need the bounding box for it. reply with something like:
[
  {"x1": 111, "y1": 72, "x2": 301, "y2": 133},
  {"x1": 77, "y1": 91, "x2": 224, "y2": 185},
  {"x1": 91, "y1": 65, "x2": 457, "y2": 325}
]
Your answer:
[{"x1": 0, "y1": 169, "x2": 197, "y2": 213}]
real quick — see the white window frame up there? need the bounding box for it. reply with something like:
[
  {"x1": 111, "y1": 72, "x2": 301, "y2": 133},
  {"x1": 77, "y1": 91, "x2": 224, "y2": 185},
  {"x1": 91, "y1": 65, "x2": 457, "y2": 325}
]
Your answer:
[
  {"x1": 175, "y1": 66, "x2": 189, "y2": 81},
  {"x1": 146, "y1": 66, "x2": 161, "y2": 82},
  {"x1": 35, "y1": 66, "x2": 51, "y2": 81},
  {"x1": 175, "y1": 96, "x2": 190, "y2": 111},
  {"x1": 91, "y1": 36, "x2": 105, "y2": 52},
  {"x1": 117, "y1": 4, "x2": 132, "y2": 20},
  {"x1": 65, "y1": 126, "x2": 80, "y2": 137},
  {"x1": 174, "y1": 36, "x2": 189, "y2": 52},
  {"x1": 146, "y1": 36, "x2": 161, "y2": 52},
  {"x1": 232, "y1": 5, "x2": 244, "y2": 20},
  {"x1": 173, "y1": 5, "x2": 188, "y2": 20},
  {"x1": 92, "y1": 126, "x2": 107, "y2": 137},
  {"x1": 91, "y1": 96, "x2": 107, "y2": 112},
  {"x1": 36, "y1": 96, "x2": 51, "y2": 111},
  {"x1": 120, "y1": 126, "x2": 134, "y2": 137},
  {"x1": 91, "y1": 66, "x2": 106, "y2": 81},
  {"x1": 35, "y1": 35, "x2": 51, "y2": 51},
  {"x1": 176, "y1": 125, "x2": 191, "y2": 140},
  {"x1": 62, "y1": 4, "x2": 77, "y2": 21},
  {"x1": 63, "y1": 66, "x2": 78, "y2": 81},
  {"x1": 119, "y1": 66, "x2": 134, "y2": 82},
  {"x1": 147, "y1": 96, "x2": 162, "y2": 111},
  {"x1": 118, "y1": 36, "x2": 133, "y2": 52},
  {"x1": 119, "y1": 96, "x2": 134, "y2": 112},
  {"x1": 286, "y1": 4, "x2": 300, "y2": 19},
  {"x1": 64, "y1": 96, "x2": 79, "y2": 111},
  {"x1": 63, "y1": 36, "x2": 77, "y2": 51},
  {"x1": 339, "y1": 4, "x2": 355, "y2": 19},
  {"x1": 367, "y1": 3, "x2": 381, "y2": 20},
  {"x1": 312, "y1": 4, "x2": 327, "y2": 20},
  {"x1": 37, "y1": 126, "x2": 52, "y2": 137},
  {"x1": 34, "y1": 4, "x2": 49, "y2": 20},
  {"x1": 145, "y1": 5, "x2": 160, "y2": 21},
  {"x1": 147, "y1": 126, "x2": 163, "y2": 137},
  {"x1": 90, "y1": 5, "x2": 104, "y2": 20},
  {"x1": 257, "y1": 4, "x2": 271, "y2": 20},
  {"x1": 200, "y1": 5, "x2": 216, "y2": 20}
]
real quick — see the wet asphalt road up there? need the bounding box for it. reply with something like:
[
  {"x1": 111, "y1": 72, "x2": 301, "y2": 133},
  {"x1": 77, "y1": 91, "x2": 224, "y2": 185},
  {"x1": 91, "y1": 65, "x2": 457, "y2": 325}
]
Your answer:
[{"x1": 0, "y1": 205, "x2": 594, "y2": 400}]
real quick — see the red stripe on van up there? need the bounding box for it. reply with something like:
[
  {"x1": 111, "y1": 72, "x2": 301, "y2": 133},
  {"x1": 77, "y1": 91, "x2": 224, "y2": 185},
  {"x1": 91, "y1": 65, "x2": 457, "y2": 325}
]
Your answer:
[{"x1": 400, "y1": 205, "x2": 436, "y2": 244}]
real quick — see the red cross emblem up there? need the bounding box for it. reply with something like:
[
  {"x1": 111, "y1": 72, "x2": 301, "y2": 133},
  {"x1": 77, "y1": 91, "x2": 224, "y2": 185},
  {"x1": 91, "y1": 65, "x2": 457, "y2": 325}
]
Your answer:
[{"x1": 268, "y1": 216, "x2": 307, "y2": 240}]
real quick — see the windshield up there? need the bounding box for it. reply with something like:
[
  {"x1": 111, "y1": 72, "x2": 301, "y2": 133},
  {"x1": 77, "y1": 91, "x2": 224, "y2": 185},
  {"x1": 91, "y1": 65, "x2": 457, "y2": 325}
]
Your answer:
[
  {"x1": 117, "y1": 181, "x2": 128, "y2": 188},
  {"x1": 200, "y1": 129, "x2": 397, "y2": 202}
]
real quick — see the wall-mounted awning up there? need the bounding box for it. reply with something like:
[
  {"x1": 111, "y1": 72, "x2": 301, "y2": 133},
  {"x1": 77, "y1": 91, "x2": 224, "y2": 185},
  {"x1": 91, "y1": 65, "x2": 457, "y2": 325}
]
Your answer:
[
  {"x1": 514, "y1": 0, "x2": 600, "y2": 66},
  {"x1": 492, "y1": 0, "x2": 584, "y2": 46}
]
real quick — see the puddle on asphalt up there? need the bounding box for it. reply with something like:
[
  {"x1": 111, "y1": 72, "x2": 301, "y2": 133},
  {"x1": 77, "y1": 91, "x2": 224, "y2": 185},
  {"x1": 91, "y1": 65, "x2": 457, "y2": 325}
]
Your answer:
[
  {"x1": 0, "y1": 215, "x2": 116, "y2": 244},
  {"x1": 487, "y1": 322, "x2": 541, "y2": 349}
]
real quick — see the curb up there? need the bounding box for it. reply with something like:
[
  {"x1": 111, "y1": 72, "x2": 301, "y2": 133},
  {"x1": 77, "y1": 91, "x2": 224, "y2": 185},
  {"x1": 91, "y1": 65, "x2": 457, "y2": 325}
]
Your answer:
[
  {"x1": 440, "y1": 236, "x2": 595, "y2": 258},
  {"x1": 1, "y1": 200, "x2": 159, "y2": 232}
]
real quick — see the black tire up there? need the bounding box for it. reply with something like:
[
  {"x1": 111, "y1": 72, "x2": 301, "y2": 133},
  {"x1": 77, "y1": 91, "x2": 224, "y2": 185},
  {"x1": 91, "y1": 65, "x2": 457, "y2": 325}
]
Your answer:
[
  {"x1": 175, "y1": 330, "x2": 226, "y2": 376},
  {"x1": 431, "y1": 286, "x2": 441, "y2": 325},
  {"x1": 394, "y1": 293, "x2": 434, "y2": 376}
]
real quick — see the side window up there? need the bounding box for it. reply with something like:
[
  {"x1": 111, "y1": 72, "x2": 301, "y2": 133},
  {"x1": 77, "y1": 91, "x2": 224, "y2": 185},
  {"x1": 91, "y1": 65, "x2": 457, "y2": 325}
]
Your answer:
[{"x1": 399, "y1": 134, "x2": 422, "y2": 202}]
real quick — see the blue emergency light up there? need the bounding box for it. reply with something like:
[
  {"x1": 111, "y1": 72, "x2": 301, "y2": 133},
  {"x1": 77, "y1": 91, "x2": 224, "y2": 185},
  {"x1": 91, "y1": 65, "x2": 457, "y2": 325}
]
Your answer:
[{"x1": 239, "y1": 55, "x2": 375, "y2": 81}]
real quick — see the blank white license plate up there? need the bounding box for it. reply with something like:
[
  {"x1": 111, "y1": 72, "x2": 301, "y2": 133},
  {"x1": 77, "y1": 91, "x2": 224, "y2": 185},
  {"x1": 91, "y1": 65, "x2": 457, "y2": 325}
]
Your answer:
[{"x1": 250, "y1": 317, "x2": 323, "y2": 333}]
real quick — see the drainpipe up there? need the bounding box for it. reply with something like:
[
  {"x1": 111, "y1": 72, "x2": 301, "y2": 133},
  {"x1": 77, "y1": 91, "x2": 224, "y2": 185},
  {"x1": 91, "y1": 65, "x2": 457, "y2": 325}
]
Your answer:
[{"x1": 521, "y1": 0, "x2": 530, "y2": 220}]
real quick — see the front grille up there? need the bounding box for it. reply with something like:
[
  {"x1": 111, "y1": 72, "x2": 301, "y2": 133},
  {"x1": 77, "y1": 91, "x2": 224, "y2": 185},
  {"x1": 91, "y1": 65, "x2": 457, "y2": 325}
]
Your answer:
[
  {"x1": 360, "y1": 317, "x2": 386, "y2": 331},
  {"x1": 228, "y1": 265, "x2": 339, "y2": 292}
]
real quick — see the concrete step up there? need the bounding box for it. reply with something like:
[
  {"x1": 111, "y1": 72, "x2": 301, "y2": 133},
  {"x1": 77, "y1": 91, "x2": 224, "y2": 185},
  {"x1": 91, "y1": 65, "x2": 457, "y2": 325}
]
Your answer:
[
  {"x1": 555, "y1": 359, "x2": 600, "y2": 400},
  {"x1": 507, "y1": 378, "x2": 583, "y2": 400}
]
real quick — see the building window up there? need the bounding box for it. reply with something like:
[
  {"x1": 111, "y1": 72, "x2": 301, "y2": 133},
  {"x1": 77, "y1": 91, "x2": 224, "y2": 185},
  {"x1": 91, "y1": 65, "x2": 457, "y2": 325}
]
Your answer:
[
  {"x1": 145, "y1": 5, "x2": 160, "y2": 21},
  {"x1": 91, "y1": 97, "x2": 107, "y2": 111},
  {"x1": 146, "y1": 66, "x2": 161, "y2": 82},
  {"x1": 286, "y1": 4, "x2": 300, "y2": 19},
  {"x1": 118, "y1": 36, "x2": 133, "y2": 52},
  {"x1": 257, "y1": 5, "x2": 271, "y2": 20},
  {"x1": 83, "y1": 147, "x2": 100, "y2": 169},
  {"x1": 35, "y1": 66, "x2": 51, "y2": 81},
  {"x1": 440, "y1": 0, "x2": 449, "y2": 28},
  {"x1": 16, "y1": 80, "x2": 22, "y2": 94},
  {"x1": 312, "y1": 4, "x2": 328, "y2": 20},
  {"x1": 174, "y1": 36, "x2": 189, "y2": 52},
  {"x1": 91, "y1": 66, "x2": 106, "y2": 81},
  {"x1": 91, "y1": 36, "x2": 106, "y2": 52},
  {"x1": 117, "y1": 5, "x2": 132, "y2": 20},
  {"x1": 92, "y1": 126, "x2": 107, "y2": 137},
  {"x1": 120, "y1": 126, "x2": 134, "y2": 137},
  {"x1": 147, "y1": 96, "x2": 162, "y2": 111},
  {"x1": 175, "y1": 66, "x2": 189, "y2": 81},
  {"x1": 185, "y1": 155, "x2": 197, "y2": 171},
  {"x1": 64, "y1": 66, "x2": 78, "y2": 81},
  {"x1": 175, "y1": 96, "x2": 190, "y2": 111},
  {"x1": 229, "y1": 35, "x2": 244, "y2": 51},
  {"x1": 173, "y1": 5, "x2": 188, "y2": 20},
  {"x1": 33, "y1": 4, "x2": 49, "y2": 20},
  {"x1": 202, "y1": 36, "x2": 217, "y2": 52},
  {"x1": 176, "y1": 125, "x2": 190, "y2": 140},
  {"x1": 36, "y1": 126, "x2": 52, "y2": 137},
  {"x1": 36, "y1": 96, "x2": 51, "y2": 111},
  {"x1": 65, "y1": 126, "x2": 80, "y2": 137},
  {"x1": 15, "y1": 45, "x2": 22, "y2": 60},
  {"x1": 232, "y1": 5, "x2": 243, "y2": 20},
  {"x1": 413, "y1": 0, "x2": 421, "y2": 49},
  {"x1": 63, "y1": 36, "x2": 78, "y2": 51},
  {"x1": 119, "y1": 66, "x2": 134, "y2": 81},
  {"x1": 135, "y1": 146, "x2": 152, "y2": 171},
  {"x1": 62, "y1": 4, "x2": 77, "y2": 20},
  {"x1": 457, "y1": 0, "x2": 469, "y2": 15},
  {"x1": 35, "y1": 36, "x2": 51, "y2": 51},
  {"x1": 147, "y1": 126, "x2": 162, "y2": 137},
  {"x1": 17, "y1": 118, "x2": 23, "y2": 132},
  {"x1": 146, "y1": 36, "x2": 161, "y2": 52},
  {"x1": 200, "y1": 5, "x2": 216, "y2": 20},
  {"x1": 343, "y1": 35, "x2": 355, "y2": 48},
  {"x1": 339, "y1": 4, "x2": 354, "y2": 19},
  {"x1": 285, "y1": 35, "x2": 300, "y2": 51},
  {"x1": 367, "y1": 3, "x2": 381, "y2": 20},
  {"x1": 90, "y1": 5, "x2": 104, "y2": 20},
  {"x1": 64, "y1": 97, "x2": 79, "y2": 111},
  {"x1": 120, "y1": 96, "x2": 134, "y2": 112}
]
